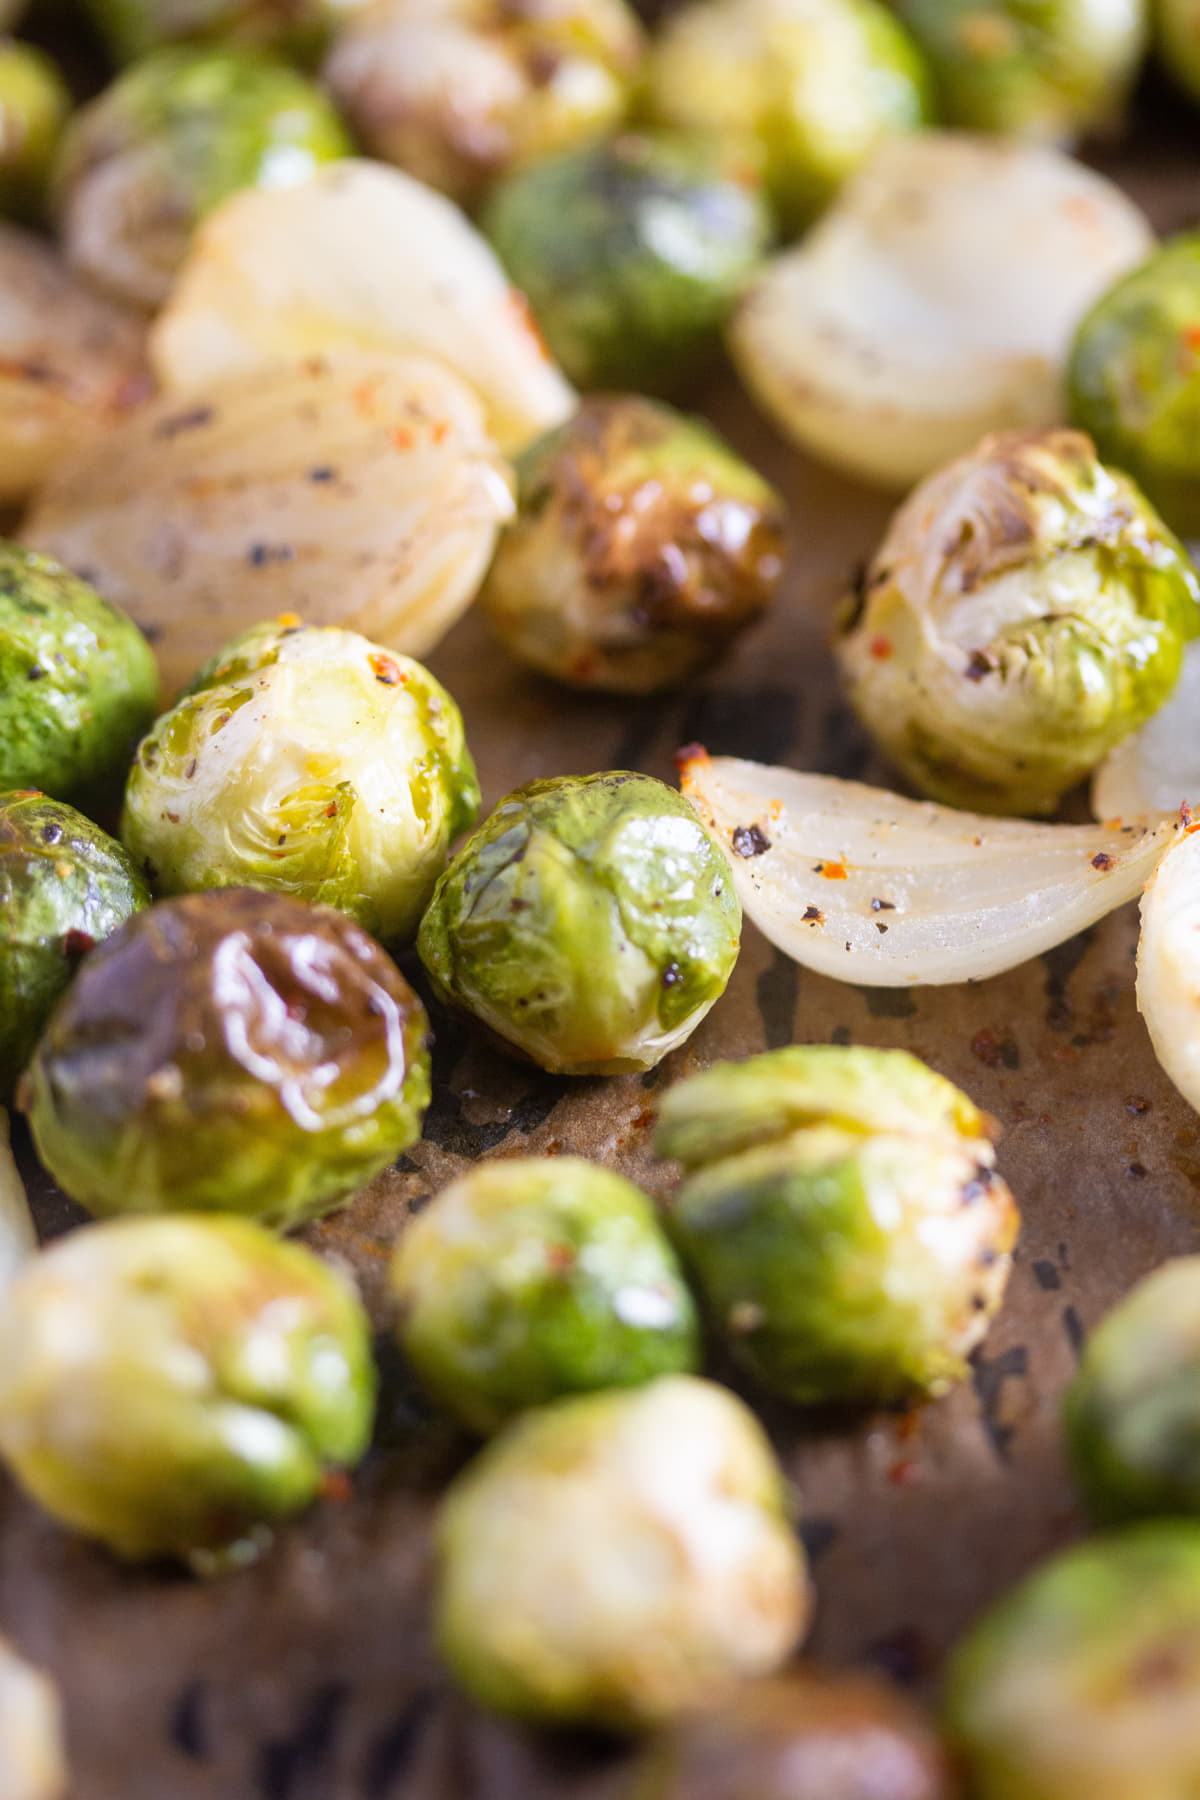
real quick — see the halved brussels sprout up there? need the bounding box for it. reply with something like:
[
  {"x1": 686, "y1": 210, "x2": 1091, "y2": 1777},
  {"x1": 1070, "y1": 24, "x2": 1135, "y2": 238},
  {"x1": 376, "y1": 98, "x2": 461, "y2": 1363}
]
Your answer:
[
  {"x1": 630, "y1": 1668, "x2": 955, "y2": 1800},
  {"x1": 480, "y1": 395, "x2": 787, "y2": 694},
  {"x1": 0, "y1": 1635, "x2": 65, "y2": 1800},
  {"x1": 122, "y1": 620, "x2": 479, "y2": 943},
  {"x1": 943, "y1": 1522, "x2": 1200, "y2": 1798},
  {"x1": 1069, "y1": 233, "x2": 1200, "y2": 541},
  {"x1": 1065, "y1": 1259, "x2": 1200, "y2": 1525},
  {"x1": 0, "y1": 791, "x2": 149, "y2": 1103},
  {"x1": 483, "y1": 133, "x2": 771, "y2": 394},
  {"x1": 656, "y1": 1045, "x2": 1019, "y2": 1404},
  {"x1": 435, "y1": 1375, "x2": 810, "y2": 1728},
  {"x1": 21, "y1": 888, "x2": 431, "y2": 1229},
  {"x1": 0, "y1": 545, "x2": 159, "y2": 813},
  {"x1": 57, "y1": 46, "x2": 351, "y2": 313},
  {"x1": 23, "y1": 351, "x2": 514, "y2": 700},
  {"x1": 418, "y1": 771, "x2": 741, "y2": 1075},
  {"x1": 0, "y1": 1214, "x2": 375, "y2": 1570},
  {"x1": 896, "y1": 0, "x2": 1145, "y2": 143},
  {"x1": 0, "y1": 40, "x2": 68, "y2": 222},
  {"x1": 390, "y1": 1156, "x2": 699, "y2": 1434},
  {"x1": 324, "y1": 0, "x2": 645, "y2": 210},
  {"x1": 647, "y1": 0, "x2": 932, "y2": 233},
  {"x1": 1157, "y1": 0, "x2": 1200, "y2": 99},
  {"x1": 835, "y1": 429, "x2": 1200, "y2": 816}
]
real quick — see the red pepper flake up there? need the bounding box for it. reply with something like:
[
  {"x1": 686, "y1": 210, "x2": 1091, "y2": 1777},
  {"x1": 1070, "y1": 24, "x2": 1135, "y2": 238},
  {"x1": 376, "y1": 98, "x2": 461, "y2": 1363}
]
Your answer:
[
  {"x1": 431, "y1": 420, "x2": 449, "y2": 444},
  {"x1": 353, "y1": 378, "x2": 381, "y2": 417},
  {"x1": 392, "y1": 426, "x2": 415, "y2": 451},
  {"x1": 63, "y1": 929, "x2": 95, "y2": 958},
  {"x1": 507, "y1": 286, "x2": 552, "y2": 361},
  {"x1": 546, "y1": 1243, "x2": 577, "y2": 1275},
  {"x1": 821, "y1": 861, "x2": 848, "y2": 880},
  {"x1": 888, "y1": 1458, "x2": 921, "y2": 1488},
  {"x1": 868, "y1": 635, "x2": 894, "y2": 660},
  {"x1": 319, "y1": 1470, "x2": 353, "y2": 1504},
  {"x1": 1091, "y1": 851, "x2": 1114, "y2": 871},
  {"x1": 325, "y1": 803, "x2": 339, "y2": 819},
  {"x1": 673, "y1": 741, "x2": 709, "y2": 773},
  {"x1": 368, "y1": 652, "x2": 404, "y2": 686}
]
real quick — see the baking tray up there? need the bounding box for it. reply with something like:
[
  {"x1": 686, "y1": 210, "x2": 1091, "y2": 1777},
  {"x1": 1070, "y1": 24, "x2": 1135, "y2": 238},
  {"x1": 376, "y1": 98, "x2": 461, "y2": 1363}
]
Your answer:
[{"x1": 5, "y1": 95, "x2": 1200, "y2": 1800}]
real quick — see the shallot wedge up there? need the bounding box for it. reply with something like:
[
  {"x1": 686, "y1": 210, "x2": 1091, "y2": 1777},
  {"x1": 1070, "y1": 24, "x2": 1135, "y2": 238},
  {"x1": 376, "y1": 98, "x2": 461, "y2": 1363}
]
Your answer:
[
  {"x1": 0, "y1": 1110, "x2": 35, "y2": 1292},
  {"x1": 1093, "y1": 639, "x2": 1200, "y2": 824},
  {"x1": 1138, "y1": 825, "x2": 1200, "y2": 1113},
  {"x1": 680, "y1": 751, "x2": 1178, "y2": 987}
]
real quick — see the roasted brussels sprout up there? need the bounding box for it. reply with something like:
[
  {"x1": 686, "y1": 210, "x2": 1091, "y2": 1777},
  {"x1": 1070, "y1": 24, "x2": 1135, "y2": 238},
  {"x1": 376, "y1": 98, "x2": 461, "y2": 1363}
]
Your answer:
[
  {"x1": 483, "y1": 134, "x2": 771, "y2": 394},
  {"x1": 0, "y1": 1636, "x2": 65, "y2": 1800},
  {"x1": 21, "y1": 888, "x2": 431, "y2": 1229},
  {"x1": 1069, "y1": 234, "x2": 1200, "y2": 540},
  {"x1": 0, "y1": 40, "x2": 68, "y2": 221},
  {"x1": 480, "y1": 395, "x2": 787, "y2": 694},
  {"x1": 656, "y1": 1046, "x2": 1019, "y2": 1404},
  {"x1": 0, "y1": 1214, "x2": 375, "y2": 1570},
  {"x1": 122, "y1": 620, "x2": 479, "y2": 943},
  {"x1": 895, "y1": 0, "x2": 1145, "y2": 142},
  {"x1": 1064, "y1": 1258, "x2": 1200, "y2": 1524},
  {"x1": 0, "y1": 791, "x2": 149, "y2": 1103},
  {"x1": 390, "y1": 1157, "x2": 699, "y2": 1434},
  {"x1": 0, "y1": 545, "x2": 159, "y2": 813},
  {"x1": 79, "y1": 0, "x2": 363, "y2": 63},
  {"x1": 324, "y1": 0, "x2": 645, "y2": 211},
  {"x1": 943, "y1": 1521, "x2": 1200, "y2": 1797},
  {"x1": 836, "y1": 429, "x2": 1200, "y2": 817},
  {"x1": 646, "y1": 0, "x2": 932, "y2": 233},
  {"x1": 418, "y1": 771, "x2": 741, "y2": 1076},
  {"x1": 435, "y1": 1375, "x2": 809, "y2": 1728},
  {"x1": 629, "y1": 1668, "x2": 955, "y2": 1800},
  {"x1": 1157, "y1": 0, "x2": 1200, "y2": 99},
  {"x1": 57, "y1": 46, "x2": 350, "y2": 312}
]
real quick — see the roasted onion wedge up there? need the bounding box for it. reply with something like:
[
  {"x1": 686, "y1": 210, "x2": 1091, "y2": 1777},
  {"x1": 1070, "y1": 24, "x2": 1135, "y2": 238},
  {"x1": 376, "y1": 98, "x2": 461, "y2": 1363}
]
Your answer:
[
  {"x1": 23, "y1": 350, "x2": 514, "y2": 699},
  {"x1": 0, "y1": 1110, "x2": 35, "y2": 1293},
  {"x1": 681, "y1": 751, "x2": 1177, "y2": 986},
  {"x1": 1138, "y1": 824, "x2": 1200, "y2": 1113},
  {"x1": 1093, "y1": 639, "x2": 1200, "y2": 825}
]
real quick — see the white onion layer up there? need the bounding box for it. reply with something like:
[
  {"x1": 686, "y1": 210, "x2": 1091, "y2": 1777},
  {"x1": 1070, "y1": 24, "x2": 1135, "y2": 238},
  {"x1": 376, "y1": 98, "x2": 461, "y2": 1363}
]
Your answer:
[
  {"x1": 682, "y1": 753, "x2": 1177, "y2": 986},
  {"x1": 1138, "y1": 826, "x2": 1200, "y2": 1114}
]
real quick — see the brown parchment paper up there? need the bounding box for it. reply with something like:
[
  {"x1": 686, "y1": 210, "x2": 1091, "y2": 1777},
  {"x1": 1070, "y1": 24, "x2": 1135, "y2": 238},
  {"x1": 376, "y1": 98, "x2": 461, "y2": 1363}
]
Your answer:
[{"x1": 5, "y1": 112, "x2": 1200, "y2": 1800}]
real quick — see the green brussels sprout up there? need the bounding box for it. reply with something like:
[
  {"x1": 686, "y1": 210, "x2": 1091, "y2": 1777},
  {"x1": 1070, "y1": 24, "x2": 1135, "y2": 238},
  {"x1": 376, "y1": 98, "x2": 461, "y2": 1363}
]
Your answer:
[
  {"x1": 942, "y1": 1521, "x2": 1200, "y2": 1798},
  {"x1": 0, "y1": 791, "x2": 149, "y2": 1103},
  {"x1": 482, "y1": 133, "x2": 772, "y2": 394},
  {"x1": 480, "y1": 395, "x2": 787, "y2": 695},
  {"x1": 323, "y1": 0, "x2": 645, "y2": 212},
  {"x1": 1063, "y1": 1258, "x2": 1200, "y2": 1525},
  {"x1": 895, "y1": 0, "x2": 1145, "y2": 143},
  {"x1": 417, "y1": 771, "x2": 741, "y2": 1076},
  {"x1": 0, "y1": 40, "x2": 69, "y2": 222},
  {"x1": 0, "y1": 1214, "x2": 375, "y2": 1570},
  {"x1": 0, "y1": 1635, "x2": 65, "y2": 1800},
  {"x1": 1068, "y1": 235, "x2": 1200, "y2": 541},
  {"x1": 56, "y1": 45, "x2": 351, "y2": 311},
  {"x1": 629, "y1": 1668, "x2": 955, "y2": 1800},
  {"x1": 435, "y1": 1374, "x2": 810, "y2": 1729},
  {"x1": 655, "y1": 1045, "x2": 1019, "y2": 1405},
  {"x1": 646, "y1": 0, "x2": 932, "y2": 235},
  {"x1": 21, "y1": 888, "x2": 431, "y2": 1229},
  {"x1": 1157, "y1": 0, "x2": 1200, "y2": 98},
  {"x1": 121, "y1": 619, "x2": 480, "y2": 945},
  {"x1": 836, "y1": 428, "x2": 1200, "y2": 818},
  {"x1": 389, "y1": 1156, "x2": 700, "y2": 1434},
  {"x1": 0, "y1": 544, "x2": 159, "y2": 815},
  {"x1": 79, "y1": 0, "x2": 366, "y2": 64}
]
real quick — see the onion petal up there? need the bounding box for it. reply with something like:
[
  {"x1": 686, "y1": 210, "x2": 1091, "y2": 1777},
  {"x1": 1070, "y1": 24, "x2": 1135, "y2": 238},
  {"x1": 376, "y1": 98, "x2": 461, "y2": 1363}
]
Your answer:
[
  {"x1": 0, "y1": 1110, "x2": 35, "y2": 1292},
  {"x1": 1093, "y1": 638, "x2": 1200, "y2": 824},
  {"x1": 1138, "y1": 825, "x2": 1200, "y2": 1113},
  {"x1": 681, "y1": 751, "x2": 1178, "y2": 986}
]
